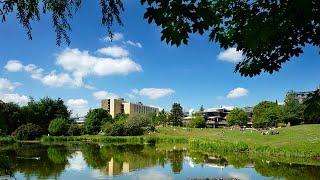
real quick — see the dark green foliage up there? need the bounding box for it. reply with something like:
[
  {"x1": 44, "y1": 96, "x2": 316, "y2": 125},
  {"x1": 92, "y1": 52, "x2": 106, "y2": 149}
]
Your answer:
[
  {"x1": 84, "y1": 108, "x2": 112, "y2": 134},
  {"x1": 227, "y1": 108, "x2": 249, "y2": 127},
  {"x1": 101, "y1": 122, "x2": 113, "y2": 134},
  {"x1": 252, "y1": 101, "x2": 283, "y2": 128},
  {"x1": 109, "y1": 119, "x2": 126, "y2": 136},
  {"x1": 187, "y1": 113, "x2": 206, "y2": 128},
  {"x1": 303, "y1": 90, "x2": 320, "y2": 124},
  {"x1": 169, "y1": 103, "x2": 184, "y2": 126},
  {"x1": 13, "y1": 123, "x2": 43, "y2": 140},
  {"x1": 158, "y1": 109, "x2": 168, "y2": 127},
  {"x1": 282, "y1": 91, "x2": 305, "y2": 125},
  {"x1": 22, "y1": 97, "x2": 70, "y2": 133},
  {"x1": 48, "y1": 118, "x2": 70, "y2": 136},
  {"x1": 114, "y1": 113, "x2": 129, "y2": 122},
  {"x1": 141, "y1": 0, "x2": 320, "y2": 77},
  {"x1": 0, "y1": 0, "x2": 123, "y2": 45},
  {"x1": 67, "y1": 124, "x2": 84, "y2": 136},
  {"x1": 199, "y1": 105, "x2": 204, "y2": 112},
  {"x1": 0, "y1": 101, "x2": 24, "y2": 135},
  {"x1": 124, "y1": 114, "x2": 150, "y2": 136}
]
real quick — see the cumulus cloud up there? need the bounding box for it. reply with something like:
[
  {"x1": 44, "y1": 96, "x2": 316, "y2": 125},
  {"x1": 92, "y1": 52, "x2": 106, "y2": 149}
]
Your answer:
[
  {"x1": 4, "y1": 60, "x2": 24, "y2": 72},
  {"x1": 102, "y1": 32, "x2": 124, "y2": 42},
  {"x1": 125, "y1": 40, "x2": 143, "y2": 48},
  {"x1": 93, "y1": 91, "x2": 119, "y2": 100},
  {"x1": 227, "y1": 87, "x2": 249, "y2": 99},
  {"x1": 217, "y1": 48, "x2": 244, "y2": 63},
  {"x1": 97, "y1": 46, "x2": 129, "y2": 58},
  {"x1": 67, "y1": 99, "x2": 89, "y2": 117},
  {"x1": 132, "y1": 88, "x2": 175, "y2": 100},
  {"x1": 0, "y1": 77, "x2": 29, "y2": 105}
]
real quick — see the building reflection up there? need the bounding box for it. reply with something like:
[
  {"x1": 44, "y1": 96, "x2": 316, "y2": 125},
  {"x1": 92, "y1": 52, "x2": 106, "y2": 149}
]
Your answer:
[{"x1": 106, "y1": 158, "x2": 130, "y2": 176}]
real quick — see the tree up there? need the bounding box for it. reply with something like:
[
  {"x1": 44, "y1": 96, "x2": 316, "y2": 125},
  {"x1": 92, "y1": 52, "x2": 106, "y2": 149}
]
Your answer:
[
  {"x1": 114, "y1": 113, "x2": 129, "y2": 122},
  {"x1": 282, "y1": 91, "x2": 305, "y2": 125},
  {"x1": 187, "y1": 113, "x2": 206, "y2": 128},
  {"x1": 169, "y1": 103, "x2": 184, "y2": 126},
  {"x1": 199, "y1": 105, "x2": 205, "y2": 112},
  {"x1": 22, "y1": 97, "x2": 70, "y2": 132},
  {"x1": 2, "y1": 1, "x2": 319, "y2": 77},
  {"x1": 226, "y1": 108, "x2": 248, "y2": 127},
  {"x1": 48, "y1": 118, "x2": 70, "y2": 136},
  {"x1": 84, "y1": 108, "x2": 112, "y2": 134},
  {"x1": 0, "y1": 101, "x2": 24, "y2": 135},
  {"x1": 158, "y1": 109, "x2": 168, "y2": 127},
  {"x1": 252, "y1": 101, "x2": 283, "y2": 128},
  {"x1": 303, "y1": 90, "x2": 320, "y2": 124}
]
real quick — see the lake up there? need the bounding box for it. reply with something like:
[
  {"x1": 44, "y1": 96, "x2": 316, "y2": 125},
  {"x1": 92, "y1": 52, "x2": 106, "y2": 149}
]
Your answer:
[{"x1": 0, "y1": 143, "x2": 319, "y2": 180}]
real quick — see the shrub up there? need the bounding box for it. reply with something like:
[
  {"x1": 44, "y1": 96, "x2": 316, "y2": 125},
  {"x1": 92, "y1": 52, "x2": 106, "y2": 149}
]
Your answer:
[
  {"x1": 226, "y1": 108, "x2": 249, "y2": 126},
  {"x1": 48, "y1": 118, "x2": 70, "y2": 136},
  {"x1": 109, "y1": 120, "x2": 126, "y2": 136},
  {"x1": 67, "y1": 124, "x2": 84, "y2": 136},
  {"x1": 13, "y1": 123, "x2": 43, "y2": 140},
  {"x1": 124, "y1": 114, "x2": 150, "y2": 136},
  {"x1": 84, "y1": 108, "x2": 112, "y2": 135},
  {"x1": 187, "y1": 113, "x2": 206, "y2": 128},
  {"x1": 101, "y1": 122, "x2": 113, "y2": 134}
]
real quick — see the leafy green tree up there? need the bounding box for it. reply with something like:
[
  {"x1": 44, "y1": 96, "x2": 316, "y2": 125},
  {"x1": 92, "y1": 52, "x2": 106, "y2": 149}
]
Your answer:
[
  {"x1": 252, "y1": 101, "x2": 283, "y2": 128},
  {"x1": 158, "y1": 109, "x2": 168, "y2": 127},
  {"x1": 13, "y1": 123, "x2": 43, "y2": 140},
  {"x1": 114, "y1": 113, "x2": 129, "y2": 122},
  {"x1": 169, "y1": 103, "x2": 184, "y2": 126},
  {"x1": 84, "y1": 108, "x2": 112, "y2": 134},
  {"x1": 187, "y1": 113, "x2": 206, "y2": 128},
  {"x1": 67, "y1": 124, "x2": 84, "y2": 136},
  {"x1": 199, "y1": 105, "x2": 205, "y2": 112},
  {"x1": 3, "y1": 1, "x2": 319, "y2": 77},
  {"x1": 303, "y1": 90, "x2": 320, "y2": 124},
  {"x1": 226, "y1": 108, "x2": 249, "y2": 127},
  {"x1": 22, "y1": 97, "x2": 70, "y2": 132},
  {"x1": 124, "y1": 114, "x2": 150, "y2": 136},
  {"x1": 282, "y1": 91, "x2": 305, "y2": 125},
  {"x1": 48, "y1": 118, "x2": 70, "y2": 136},
  {"x1": 0, "y1": 101, "x2": 24, "y2": 135}
]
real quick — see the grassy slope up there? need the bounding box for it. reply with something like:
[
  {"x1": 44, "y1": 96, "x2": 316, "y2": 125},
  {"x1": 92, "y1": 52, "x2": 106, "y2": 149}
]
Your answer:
[{"x1": 150, "y1": 124, "x2": 320, "y2": 156}]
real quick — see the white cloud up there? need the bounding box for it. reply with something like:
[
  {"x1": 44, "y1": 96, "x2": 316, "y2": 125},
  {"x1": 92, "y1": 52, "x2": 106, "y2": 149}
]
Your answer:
[
  {"x1": 57, "y1": 48, "x2": 141, "y2": 77},
  {"x1": 93, "y1": 91, "x2": 119, "y2": 100},
  {"x1": 217, "y1": 48, "x2": 244, "y2": 63},
  {"x1": 0, "y1": 78, "x2": 29, "y2": 105},
  {"x1": 125, "y1": 40, "x2": 143, "y2": 48},
  {"x1": 0, "y1": 78, "x2": 21, "y2": 92},
  {"x1": 67, "y1": 99, "x2": 89, "y2": 117},
  {"x1": 67, "y1": 151, "x2": 87, "y2": 171},
  {"x1": 102, "y1": 32, "x2": 124, "y2": 42},
  {"x1": 41, "y1": 71, "x2": 82, "y2": 88},
  {"x1": 0, "y1": 93, "x2": 29, "y2": 105},
  {"x1": 4, "y1": 60, "x2": 24, "y2": 72},
  {"x1": 132, "y1": 88, "x2": 175, "y2": 100},
  {"x1": 97, "y1": 46, "x2": 129, "y2": 58},
  {"x1": 227, "y1": 87, "x2": 249, "y2": 99}
]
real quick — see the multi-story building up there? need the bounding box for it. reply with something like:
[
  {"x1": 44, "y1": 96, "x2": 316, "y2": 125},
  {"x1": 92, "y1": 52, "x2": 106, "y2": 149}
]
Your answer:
[
  {"x1": 101, "y1": 98, "x2": 159, "y2": 118},
  {"x1": 294, "y1": 85, "x2": 320, "y2": 104}
]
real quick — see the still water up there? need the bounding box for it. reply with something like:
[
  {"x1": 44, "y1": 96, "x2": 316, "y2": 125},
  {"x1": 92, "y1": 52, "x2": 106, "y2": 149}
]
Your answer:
[{"x1": 0, "y1": 143, "x2": 319, "y2": 180}]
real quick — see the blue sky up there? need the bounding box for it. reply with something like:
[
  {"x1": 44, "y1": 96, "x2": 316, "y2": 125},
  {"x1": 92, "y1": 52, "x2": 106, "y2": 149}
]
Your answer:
[{"x1": 1, "y1": 1, "x2": 320, "y2": 116}]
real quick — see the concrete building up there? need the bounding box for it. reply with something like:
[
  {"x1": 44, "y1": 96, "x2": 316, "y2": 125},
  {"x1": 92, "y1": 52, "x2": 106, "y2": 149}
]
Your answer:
[
  {"x1": 101, "y1": 98, "x2": 159, "y2": 118},
  {"x1": 294, "y1": 85, "x2": 320, "y2": 104}
]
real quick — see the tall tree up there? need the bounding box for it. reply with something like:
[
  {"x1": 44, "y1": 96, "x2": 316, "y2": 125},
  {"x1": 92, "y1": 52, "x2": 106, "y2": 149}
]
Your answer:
[
  {"x1": 0, "y1": 101, "x2": 24, "y2": 135},
  {"x1": 199, "y1": 105, "x2": 204, "y2": 112},
  {"x1": 158, "y1": 109, "x2": 168, "y2": 127},
  {"x1": 252, "y1": 101, "x2": 283, "y2": 128},
  {"x1": 84, "y1": 108, "x2": 112, "y2": 134},
  {"x1": 282, "y1": 91, "x2": 305, "y2": 125},
  {"x1": 303, "y1": 90, "x2": 320, "y2": 124},
  {"x1": 226, "y1": 108, "x2": 248, "y2": 127},
  {"x1": 169, "y1": 103, "x2": 184, "y2": 126}
]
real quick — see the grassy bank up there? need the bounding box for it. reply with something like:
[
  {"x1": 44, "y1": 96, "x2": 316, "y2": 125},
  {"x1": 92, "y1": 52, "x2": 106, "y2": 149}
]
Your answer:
[{"x1": 40, "y1": 124, "x2": 320, "y2": 158}]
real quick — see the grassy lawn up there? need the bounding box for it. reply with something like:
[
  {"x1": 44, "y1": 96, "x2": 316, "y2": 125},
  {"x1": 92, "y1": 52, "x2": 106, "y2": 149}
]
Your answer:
[{"x1": 149, "y1": 124, "x2": 320, "y2": 157}]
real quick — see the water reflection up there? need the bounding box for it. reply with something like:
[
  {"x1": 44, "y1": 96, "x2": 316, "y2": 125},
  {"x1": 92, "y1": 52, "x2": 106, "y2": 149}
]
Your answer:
[{"x1": 0, "y1": 143, "x2": 319, "y2": 179}]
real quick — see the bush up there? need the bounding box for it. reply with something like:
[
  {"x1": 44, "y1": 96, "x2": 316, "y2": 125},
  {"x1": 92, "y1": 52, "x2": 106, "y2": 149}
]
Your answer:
[
  {"x1": 84, "y1": 108, "x2": 112, "y2": 135},
  {"x1": 124, "y1": 114, "x2": 151, "y2": 136},
  {"x1": 187, "y1": 113, "x2": 206, "y2": 128},
  {"x1": 226, "y1": 108, "x2": 249, "y2": 126},
  {"x1": 48, "y1": 118, "x2": 70, "y2": 136},
  {"x1": 67, "y1": 124, "x2": 84, "y2": 136},
  {"x1": 101, "y1": 122, "x2": 113, "y2": 134},
  {"x1": 13, "y1": 123, "x2": 43, "y2": 140},
  {"x1": 109, "y1": 120, "x2": 126, "y2": 136}
]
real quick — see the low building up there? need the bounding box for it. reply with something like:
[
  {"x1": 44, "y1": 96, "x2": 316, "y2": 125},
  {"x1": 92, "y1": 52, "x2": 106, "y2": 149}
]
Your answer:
[{"x1": 101, "y1": 98, "x2": 159, "y2": 118}]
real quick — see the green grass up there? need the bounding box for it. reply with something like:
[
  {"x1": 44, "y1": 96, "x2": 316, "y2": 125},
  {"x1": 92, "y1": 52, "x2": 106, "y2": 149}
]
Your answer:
[{"x1": 40, "y1": 124, "x2": 320, "y2": 158}]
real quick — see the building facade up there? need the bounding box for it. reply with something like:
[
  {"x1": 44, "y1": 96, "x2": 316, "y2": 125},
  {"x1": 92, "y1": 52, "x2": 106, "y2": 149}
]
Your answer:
[
  {"x1": 294, "y1": 85, "x2": 320, "y2": 104},
  {"x1": 101, "y1": 98, "x2": 159, "y2": 118}
]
